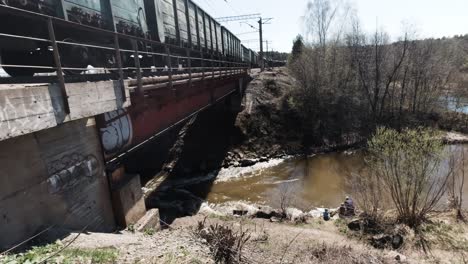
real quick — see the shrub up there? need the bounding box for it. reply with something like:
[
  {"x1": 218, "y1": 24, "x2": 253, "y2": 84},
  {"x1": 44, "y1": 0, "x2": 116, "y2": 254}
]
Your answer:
[
  {"x1": 194, "y1": 219, "x2": 251, "y2": 264},
  {"x1": 367, "y1": 127, "x2": 451, "y2": 228}
]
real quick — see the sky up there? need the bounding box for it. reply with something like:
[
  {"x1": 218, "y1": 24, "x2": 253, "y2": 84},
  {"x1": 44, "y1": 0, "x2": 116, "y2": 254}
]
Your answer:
[{"x1": 192, "y1": 0, "x2": 468, "y2": 52}]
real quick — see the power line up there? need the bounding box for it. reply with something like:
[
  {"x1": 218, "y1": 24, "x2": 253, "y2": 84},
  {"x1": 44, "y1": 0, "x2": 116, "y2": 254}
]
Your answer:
[
  {"x1": 215, "y1": 13, "x2": 261, "y2": 23},
  {"x1": 235, "y1": 31, "x2": 259, "y2": 36}
]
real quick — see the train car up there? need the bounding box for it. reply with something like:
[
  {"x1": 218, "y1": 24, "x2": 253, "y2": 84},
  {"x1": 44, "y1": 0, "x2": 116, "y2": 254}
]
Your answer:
[
  {"x1": 0, "y1": 0, "x2": 252, "y2": 77},
  {"x1": 214, "y1": 21, "x2": 222, "y2": 55},
  {"x1": 250, "y1": 50, "x2": 258, "y2": 68},
  {"x1": 187, "y1": 1, "x2": 197, "y2": 49},
  {"x1": 160, "y1": 0, "x2": 177, "y2": 45},
  {"x1": 0, "y1": 0, "x2": 148, "y2": 34},
  {"x1": 0, "y1": 0, "x2": 150, "y2": 76},
  {"x1": 242, "y1": 45, "x2": 250, "y2": 64}
]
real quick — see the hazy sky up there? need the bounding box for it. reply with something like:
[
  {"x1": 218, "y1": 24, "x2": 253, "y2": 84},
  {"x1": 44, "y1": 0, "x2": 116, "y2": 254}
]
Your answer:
[{"x1": 192, "y1": 0, "x2": 468, "y2": 52}]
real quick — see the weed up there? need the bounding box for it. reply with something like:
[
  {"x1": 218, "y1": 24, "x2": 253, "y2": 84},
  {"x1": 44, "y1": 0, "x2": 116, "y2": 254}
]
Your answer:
[
  {"x1": 307, "y1": 243, "x2": 385, "y2": 264},
  {"x1": 127, "y1": 224, "x2": 136, "y2": 233},
  {"x1": 194, "y1": 218, "x2": 251, "y2": 264},
  {"x1": 143, "y1": 228, "x2": 156, "y2": 236},
  {"x1": 0, "y1": 242, "x2": 118, "y2": 264}
]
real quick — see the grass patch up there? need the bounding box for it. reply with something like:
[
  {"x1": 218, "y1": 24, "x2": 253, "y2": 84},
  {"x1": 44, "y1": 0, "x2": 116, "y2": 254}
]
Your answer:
[
  {"x1": 307, "y1": 243, "x2": 385, "y2": 264},
  {"x1": 0, "y1": 242, "x2": 118, "y2": 264},
  {"x1": 420, "y1": 221, "x2": 468, "y2": 252},
  {"x1": 143, "y1": 228, "x2": 156, "y2": 236},
  {"x1": 333, "y1": 218, "x2": 349, "y2": 235}
]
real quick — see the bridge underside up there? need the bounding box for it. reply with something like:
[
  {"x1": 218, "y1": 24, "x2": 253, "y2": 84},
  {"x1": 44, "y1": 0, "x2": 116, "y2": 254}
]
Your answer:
[{"x1": 0, "y1": 70, "x2": 249, "y2": 249}]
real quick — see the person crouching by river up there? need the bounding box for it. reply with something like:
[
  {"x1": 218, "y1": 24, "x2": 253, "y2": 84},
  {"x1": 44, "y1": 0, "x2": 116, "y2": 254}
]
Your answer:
[
  {"x1": 338, "y1": 196, "x2": 355, "y2": 218},
  {"x1": 323, "y1": 208, "x2": 330, "y2": 221}
]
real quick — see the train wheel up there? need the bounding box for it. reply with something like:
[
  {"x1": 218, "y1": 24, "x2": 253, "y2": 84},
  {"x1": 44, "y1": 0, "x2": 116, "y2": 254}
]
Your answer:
[
  {"x1": 61, "y1": 38, "x2": 89, "y2": 75},
  {"x1": 1, "y1": 51, "x2": 35, "y2": 77}
]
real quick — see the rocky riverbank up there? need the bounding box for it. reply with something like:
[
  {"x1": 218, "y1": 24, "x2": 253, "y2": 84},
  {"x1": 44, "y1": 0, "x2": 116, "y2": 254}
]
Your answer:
[
  {"x1": 222, "y1": 67, "x2": 366, "y2": 169},
  {"x1": 4, "y1": 201, "x2": 466, "y2": 264}
]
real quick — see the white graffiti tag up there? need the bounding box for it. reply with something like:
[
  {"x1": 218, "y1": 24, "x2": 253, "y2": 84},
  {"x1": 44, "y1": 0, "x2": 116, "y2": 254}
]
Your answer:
[{"x1": 100, "y1": 109, "x2": 133, "y2": 156}]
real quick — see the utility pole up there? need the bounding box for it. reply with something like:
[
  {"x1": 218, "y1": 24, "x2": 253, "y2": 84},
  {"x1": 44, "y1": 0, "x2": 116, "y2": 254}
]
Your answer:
[
  {"x1": 215, "y1": 14, "x2": 272, "y2": 71},
  {"x1": 259, "y1": 18, "x2": 264, "y2": 71}
]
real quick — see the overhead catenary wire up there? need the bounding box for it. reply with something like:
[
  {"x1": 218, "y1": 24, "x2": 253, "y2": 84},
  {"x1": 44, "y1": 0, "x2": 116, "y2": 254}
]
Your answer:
[
  {"x1": 38, "y1": 224, "x2": 90, "y2": 264},
  {"x1": 0, "y1": 225, "x2": 56, "y2": 256}
]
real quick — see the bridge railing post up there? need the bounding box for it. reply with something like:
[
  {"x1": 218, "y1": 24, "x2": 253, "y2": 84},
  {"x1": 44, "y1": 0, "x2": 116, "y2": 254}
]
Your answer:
[
  {"x1": 131, "y1": 40, "x2": 143, "y2": 95},
  {"x1": 186, "y1": 48, "x2": 192, "y2": 88},
  {"x1": 47, "y1": 18, "x2": 70, "y2": 114},
  {"x1": 211, "y1": 54, "x2": 214, "y2": 80},
  {"x1": 114, "y1": 34, "x2": 126, "y2": 103},
  {"x1": 165, "y1": 45, "x2": 173, "y2": 89},
  {"x1": 200, "y1": 52, "x2": 205, "y2": 81},
  {"x1": 225, "y1": 61, "x2": 228, "y2": 77}
]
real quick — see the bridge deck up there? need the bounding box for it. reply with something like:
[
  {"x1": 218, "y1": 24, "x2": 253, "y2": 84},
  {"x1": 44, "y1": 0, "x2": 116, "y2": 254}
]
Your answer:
[{"x1": 0, "y1": 69, "x2": 246, "y2": 142}]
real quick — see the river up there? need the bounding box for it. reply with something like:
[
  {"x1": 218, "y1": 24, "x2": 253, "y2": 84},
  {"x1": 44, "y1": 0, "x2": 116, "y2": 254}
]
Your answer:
[
  {"x1": 205, "y1": 145, "x2": 468, "y2": 210},
  {"x1": 445, "y1": 96, "x2": 468, "y2": 114}
]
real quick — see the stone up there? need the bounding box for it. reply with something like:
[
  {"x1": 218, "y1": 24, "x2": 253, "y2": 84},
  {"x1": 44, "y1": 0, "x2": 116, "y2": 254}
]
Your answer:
[
  {"x1": 285, "y1": 208, "x2": 303, "y2": 221},
  {"x1": 370, "y1": 234, "x2": 392, "y2": 249},
  {"x1": 135, "y1": 209, "x2": 160, "y2": 232},
  {"x1": 270, "y1": 217, "x2": 280, "y2": 223},
  {"x1": 240, "y1": 159, "x2": 256, "y2": 167},
  {"x1": 233, "y1": 210, "x2": 248, "y2": 216},
  {"x1": 391, "y1": 234, "x2": 404, "y2": 249},
  {"x1": 386, "y1": 251, "x2": 407, "y2": 263},
  {"x1": 347, "y1": 219, "x2": 361, "y2": 231},
  {"x1": 255, "y1": 206, "x2": 283, "y2": 219}
]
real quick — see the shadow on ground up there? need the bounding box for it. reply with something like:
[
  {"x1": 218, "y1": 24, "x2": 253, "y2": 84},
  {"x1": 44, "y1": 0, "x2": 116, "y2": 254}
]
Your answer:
[{"x1": 124, "y1": 96, "x2": 244, "y2": 226}]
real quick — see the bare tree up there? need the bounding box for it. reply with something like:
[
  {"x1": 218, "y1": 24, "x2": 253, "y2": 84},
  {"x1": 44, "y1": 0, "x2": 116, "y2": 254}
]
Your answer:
[
  {"x1": 305, "y1": 0, "x2": 351, "y2": 47},
  {"x1": 348, "y1": 170, "x2": 385, "y2": 221},
  {"x1": 448, "y1": 147, "x2": 466, "y2": 221}
]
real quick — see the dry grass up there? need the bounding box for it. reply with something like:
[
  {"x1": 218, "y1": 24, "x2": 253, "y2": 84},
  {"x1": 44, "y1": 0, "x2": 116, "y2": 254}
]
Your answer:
[
  {"x1": 194, "y1": 218, "x2": 251, "y2": 264},
  {"x1": 305, "y1": 243, "x2": 387, "y2": 264}
]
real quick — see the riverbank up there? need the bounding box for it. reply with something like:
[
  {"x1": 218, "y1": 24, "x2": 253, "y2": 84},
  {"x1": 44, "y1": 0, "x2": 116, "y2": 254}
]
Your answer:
[
  {"x1": 3, "y1": 201, "x2": 466, "y2": 264},
  {"x1": 223, "y1": 67, "x2": 468, "y2": 169}
]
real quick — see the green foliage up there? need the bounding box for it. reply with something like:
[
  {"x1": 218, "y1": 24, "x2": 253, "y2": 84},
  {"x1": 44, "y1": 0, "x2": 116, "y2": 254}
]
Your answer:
[
  {"x1": 367, "y1": 127, "x2": 449, "y2": 228},
  {"x1": 0, "y1": 242, "x2": 118, "y2": 264},
  {"x1": 143, "y1": 228, "x2": 156, "y2": 236},
  {"x1": 127, "y1": 224, "x2": 136, "y2": 233}
]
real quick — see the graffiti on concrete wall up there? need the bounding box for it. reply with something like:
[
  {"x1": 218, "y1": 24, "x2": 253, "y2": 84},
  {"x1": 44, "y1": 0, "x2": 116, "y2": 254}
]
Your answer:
[
  {"x1": 99, "y1": 109, "x2": 133, "y2": 157},
  {"x1": 0, "y1": 92, "x2": 53, "y2": 139},
  {"x1": 46, "y1": 153, "x2": 100, "y2": 195}
]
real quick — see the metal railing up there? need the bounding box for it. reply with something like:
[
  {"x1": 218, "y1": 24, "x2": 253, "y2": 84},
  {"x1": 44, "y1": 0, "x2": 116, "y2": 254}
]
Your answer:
[{"x1": 0, "y1": 5, "x2": 249, "y2": 113}]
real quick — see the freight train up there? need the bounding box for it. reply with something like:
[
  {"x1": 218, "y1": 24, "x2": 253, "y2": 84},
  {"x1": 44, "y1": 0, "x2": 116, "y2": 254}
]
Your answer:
[{"x1": 0, "y1": 0, "x2": 260, "y2": 77}]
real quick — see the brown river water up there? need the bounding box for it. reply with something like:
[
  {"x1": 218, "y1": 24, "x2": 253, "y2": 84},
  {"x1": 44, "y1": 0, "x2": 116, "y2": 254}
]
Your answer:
[{"x1": 206, "y1": 145, "x2": 468, "y2": 209}]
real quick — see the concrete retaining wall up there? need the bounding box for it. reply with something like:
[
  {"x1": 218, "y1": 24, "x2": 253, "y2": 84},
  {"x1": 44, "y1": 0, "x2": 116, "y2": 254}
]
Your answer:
[{"x1": 0, "y1": 118, "x2": 115, "y2": 249}]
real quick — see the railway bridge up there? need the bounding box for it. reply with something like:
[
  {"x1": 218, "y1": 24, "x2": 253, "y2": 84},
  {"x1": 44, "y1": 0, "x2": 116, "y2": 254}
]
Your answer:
[
  {"x1": 0, "y1": 2, "x2": 263, "y2": 249},
  {"x1": 0, "y1": 49, "x2": 251, "y2": 251}
]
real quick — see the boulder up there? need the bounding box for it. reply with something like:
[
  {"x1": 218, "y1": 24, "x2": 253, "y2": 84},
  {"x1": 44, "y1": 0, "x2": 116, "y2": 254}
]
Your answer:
[
  {"x1": 391, "y1": 234, "x2": 404, "y2": 249},
  {"x1": 285, "y1": 208, "x2": 304, "y2": 221},
  {"x1": 347, "y1": 219, "x2": 361, "y2": 231},
  {"x1": 370, "y1": 234, "x2": 392, "y2": 249},
  {"x1": 135, "y1": 209, "x2": 160, "y2": 232},
  {"x1": 240, "y1": 159, "x2": 256, "y2": 167},
  {"x1": 255, "y1": 206, "x2": 283, "y2": 219},
  {"x1": 370, "y1": 234, "x2": 404, "y2": 249}
]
